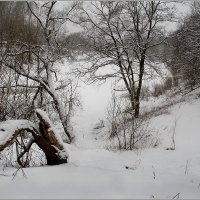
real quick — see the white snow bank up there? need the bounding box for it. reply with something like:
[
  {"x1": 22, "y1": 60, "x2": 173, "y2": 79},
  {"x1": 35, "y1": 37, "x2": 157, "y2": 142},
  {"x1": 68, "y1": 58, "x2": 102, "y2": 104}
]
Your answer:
[{"x1": 0, "y1": 93, "x2": 200, "y2": 198}]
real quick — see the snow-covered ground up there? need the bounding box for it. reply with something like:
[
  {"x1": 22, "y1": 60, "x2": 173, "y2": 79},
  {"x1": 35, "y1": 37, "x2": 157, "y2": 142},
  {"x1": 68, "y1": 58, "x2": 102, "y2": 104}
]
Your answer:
[{"x1": 0, "y1": 88, "x2": 200, "y2": 199}]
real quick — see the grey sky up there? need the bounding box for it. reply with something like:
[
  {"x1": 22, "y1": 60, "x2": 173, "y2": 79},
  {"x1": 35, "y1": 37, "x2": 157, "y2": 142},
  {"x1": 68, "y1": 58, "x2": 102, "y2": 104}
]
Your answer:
[{"x1": 56, "y1": 1, "x2": 191, "y2": 35}]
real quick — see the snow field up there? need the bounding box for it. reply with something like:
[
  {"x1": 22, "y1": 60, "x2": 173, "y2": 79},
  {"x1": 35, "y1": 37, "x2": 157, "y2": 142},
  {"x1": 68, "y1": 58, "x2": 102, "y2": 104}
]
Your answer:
[{"x1": 0, "y1": 90, "x2": 200, "y2": 198}]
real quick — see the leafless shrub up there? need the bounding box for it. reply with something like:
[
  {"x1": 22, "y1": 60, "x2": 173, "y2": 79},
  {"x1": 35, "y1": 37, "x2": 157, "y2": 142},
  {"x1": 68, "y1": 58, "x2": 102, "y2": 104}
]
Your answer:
[
  {"x1": 106, "y1": 90, "x2": 155, "y2": 150},
  {"x1": 152, "y1": 83, "x2": 164, "y2": 97},
  {"x1": 163, "y1": 77, "x2": 173, "y2": 91},
  {"x1": 152, "y1": 76, "x2": 173, "y2": 97},
  {"x1": 140, "y1": 86, "x2": 151, "y2": 101}
]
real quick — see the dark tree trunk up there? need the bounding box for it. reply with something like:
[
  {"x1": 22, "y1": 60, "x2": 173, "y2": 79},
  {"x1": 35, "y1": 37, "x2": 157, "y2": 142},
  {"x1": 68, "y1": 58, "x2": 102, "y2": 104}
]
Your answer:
[
  {"x1": 53, "y1": 98, "x2": 73, "y2": 143},
  {"x1": 134, "y1": 57, "x2": 145, "y2": 118},
  {"x1": 134, "y1": 99, "x2": 140, "y2": 118}
]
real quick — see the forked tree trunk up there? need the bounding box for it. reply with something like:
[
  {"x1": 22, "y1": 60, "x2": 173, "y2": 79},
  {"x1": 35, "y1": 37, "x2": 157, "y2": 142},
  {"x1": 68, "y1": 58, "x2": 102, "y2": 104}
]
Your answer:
[{"x1": 0, "y1": 109, "x2": 68, "y2": 166}]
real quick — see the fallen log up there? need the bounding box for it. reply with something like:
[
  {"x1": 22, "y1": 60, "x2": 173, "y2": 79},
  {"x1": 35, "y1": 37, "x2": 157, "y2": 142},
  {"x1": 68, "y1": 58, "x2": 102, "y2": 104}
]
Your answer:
[{"x1": 0, "y1": 109, "x2": 68, "y2": 166}]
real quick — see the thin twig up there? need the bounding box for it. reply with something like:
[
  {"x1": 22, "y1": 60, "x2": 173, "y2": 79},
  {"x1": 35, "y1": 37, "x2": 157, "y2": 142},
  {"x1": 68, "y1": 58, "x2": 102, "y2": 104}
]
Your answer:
[
  {"x1": 184, "y1": 160, "x2": 189, "y2": 175},
  {"x1": 152, "y1": 165, "x2": 156, "y2": 180},
  {"x1": 172, "y1": 192, "x2": 180, "y2": 199},
  {"x1": 12, "y1": 166, "x2": 27, "y2": 180}
]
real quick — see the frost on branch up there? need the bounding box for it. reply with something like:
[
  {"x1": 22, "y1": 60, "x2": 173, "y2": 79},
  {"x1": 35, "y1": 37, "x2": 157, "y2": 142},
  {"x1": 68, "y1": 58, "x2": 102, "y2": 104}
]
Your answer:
[{"x1": 0, "y1": 109, "x2": 68, "y2": 166}]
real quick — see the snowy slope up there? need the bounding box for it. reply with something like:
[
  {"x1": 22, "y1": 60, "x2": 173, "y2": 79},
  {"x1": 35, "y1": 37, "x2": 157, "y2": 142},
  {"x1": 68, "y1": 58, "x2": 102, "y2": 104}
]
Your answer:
[
  {"x1": 0, "y1": 89, "x2": 200, "y2": 199},
  {"x1": 56, "y1": 59, "x2": 169, "y2": 143}
]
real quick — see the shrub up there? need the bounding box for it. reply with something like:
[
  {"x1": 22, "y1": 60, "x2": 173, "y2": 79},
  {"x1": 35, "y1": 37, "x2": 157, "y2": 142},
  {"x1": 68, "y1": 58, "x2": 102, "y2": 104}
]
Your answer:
[{"x1": 152, "y1": 76, "x2": 173, "y2": 97}]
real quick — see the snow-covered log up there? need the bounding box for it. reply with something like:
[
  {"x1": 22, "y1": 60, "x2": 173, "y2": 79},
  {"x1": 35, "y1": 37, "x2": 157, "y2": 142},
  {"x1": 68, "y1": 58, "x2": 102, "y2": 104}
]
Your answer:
[
  {"x1": 35, "y1": 109, "x2": 68, "y2": 165},
  {"x1": 0, "y1": 109, "x2": 68, "y2": 166},
  {"x1": 0, "y1": 120, "x2": 39, "y2": 151}
]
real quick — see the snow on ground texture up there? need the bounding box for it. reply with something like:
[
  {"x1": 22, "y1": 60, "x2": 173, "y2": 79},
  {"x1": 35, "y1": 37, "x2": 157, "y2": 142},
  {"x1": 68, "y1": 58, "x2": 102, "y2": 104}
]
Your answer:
[{"x1": 1, "y1": 91, "x2": 200, "y2": 199}]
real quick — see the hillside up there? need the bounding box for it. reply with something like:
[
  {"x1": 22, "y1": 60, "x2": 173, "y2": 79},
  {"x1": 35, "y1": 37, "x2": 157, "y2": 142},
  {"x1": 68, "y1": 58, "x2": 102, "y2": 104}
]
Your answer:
[{"x1": 0, "y1": 88, "x2": 200, "y2": 199}]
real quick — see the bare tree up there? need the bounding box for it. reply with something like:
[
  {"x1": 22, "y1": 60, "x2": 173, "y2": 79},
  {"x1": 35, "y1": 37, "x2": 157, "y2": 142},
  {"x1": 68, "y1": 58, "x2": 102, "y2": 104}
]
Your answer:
[
  {"x1": 168, "y1": 2, "x2": 200, "y2": 91},
  {"x1": 76, "y1": 1, "x2": 173, "y2": 117},
  {"x1": 0, "y1": 1, "x2": 79, "y2": 143}
]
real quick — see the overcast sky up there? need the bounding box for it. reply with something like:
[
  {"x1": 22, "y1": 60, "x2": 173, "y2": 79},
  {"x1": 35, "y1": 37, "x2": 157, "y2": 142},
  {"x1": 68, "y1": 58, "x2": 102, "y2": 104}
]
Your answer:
[{"x1": 56, "y1": 1, "x2": 192, "y2": 35}]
